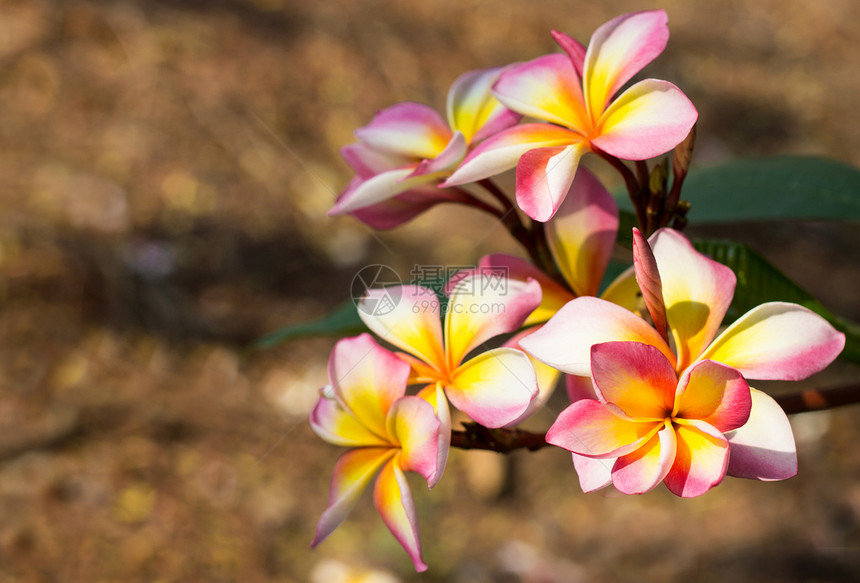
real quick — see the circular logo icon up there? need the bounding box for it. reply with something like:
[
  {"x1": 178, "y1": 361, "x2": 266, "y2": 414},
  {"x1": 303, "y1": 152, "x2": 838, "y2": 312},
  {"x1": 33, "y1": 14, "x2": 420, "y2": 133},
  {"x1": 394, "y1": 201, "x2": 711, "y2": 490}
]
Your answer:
[{"x1": 351, "y1": 264, "x2": 402, "y2": 316}]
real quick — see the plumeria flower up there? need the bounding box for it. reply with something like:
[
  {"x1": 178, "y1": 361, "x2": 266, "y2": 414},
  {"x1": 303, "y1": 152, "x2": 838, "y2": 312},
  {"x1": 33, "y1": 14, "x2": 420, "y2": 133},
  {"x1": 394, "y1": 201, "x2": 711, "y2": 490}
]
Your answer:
[
  {"x1": 546, "y1": 340, "x2": 754, "y2": 497},
  {"x1": 451, "y1": 168, "x2": 640, "y2": 419},
  {"x1": 444, "y1": 10, "x2": 698, "y2": 222},
  {"x1": 310, "y1": 334, "x2": 444, "y2": 572},
  {"x1": 329, "y1": 67, "x2": 521, "y2": 228},
  {"x1": 521, "y1": 227, "x2": 845, "y2": 493},
  {"x1": 359, "y1": 272, "x2": 541, "y2": 429}
]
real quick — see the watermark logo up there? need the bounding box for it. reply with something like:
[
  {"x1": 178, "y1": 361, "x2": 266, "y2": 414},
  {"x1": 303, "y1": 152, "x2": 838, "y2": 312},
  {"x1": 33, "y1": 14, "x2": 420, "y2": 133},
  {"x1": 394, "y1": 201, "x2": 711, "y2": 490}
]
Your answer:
[{"x1": 351, "y1": 264, "x2": 402, "y2": 316}]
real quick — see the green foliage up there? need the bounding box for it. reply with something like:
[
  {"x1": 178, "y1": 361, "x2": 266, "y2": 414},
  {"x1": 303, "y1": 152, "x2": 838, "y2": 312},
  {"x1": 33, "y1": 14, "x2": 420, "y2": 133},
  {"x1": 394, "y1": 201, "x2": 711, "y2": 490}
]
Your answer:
[
  {"x1": 679, "y1": 156, "x2": 860, "y2": 223},
  {"x1": 693, "y1": 238, "x2": 860, "y2": 363},
  {"x1": 252, "y1": 301, "x2": 366, "y2": 349}
]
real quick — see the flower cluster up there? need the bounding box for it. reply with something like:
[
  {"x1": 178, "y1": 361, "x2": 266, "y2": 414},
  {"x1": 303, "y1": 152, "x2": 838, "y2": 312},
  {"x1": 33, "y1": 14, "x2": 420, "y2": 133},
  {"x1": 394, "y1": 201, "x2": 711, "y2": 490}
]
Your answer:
[{"x1": 308, "y1": 10, "x2": 846, "y2": 571}]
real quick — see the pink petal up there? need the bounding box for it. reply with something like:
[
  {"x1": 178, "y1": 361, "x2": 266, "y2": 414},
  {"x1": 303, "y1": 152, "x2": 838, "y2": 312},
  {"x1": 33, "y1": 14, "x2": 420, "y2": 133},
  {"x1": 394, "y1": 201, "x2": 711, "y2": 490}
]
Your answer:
[
  {"x1": 373, "y1": 457, "x2": 428, "y2": 572},
  {"x1": 309, "y1": 388, "x2": 390, "y2": 447},
  {"x1": 341, "y1": 142, "x2": 412, "y2": 178},
  {"x1": 572, "y1": 453, "x2": 613, "y2": 492},
  {"x1": 546, "y1": 399, "x2": 660, "y2": 458},
  {"x1": 444, "y1": 273, "x2": 541, "y2": 369},
  {"x1": 675, "y1": 360, "x2": 751, "y2": 433},
  {"x1": 565, "y1": 374, "x2": 597, "y2": 403},
  {"x1": 725, "y1": 388, "x2": 797, "y2": 481},
  {"x1": 447, "y1": 66, "x2": 522, "y2": 144},
  {"x1": 358, "y1": 286, "x2": 447, "y2": 373},
  {"x1": 664, "y1": 420, "x2": 729, "y2": 497},
  {"x1": 327, "y1": 334, "x2": 410, "y2": 440},
  {"x1": 591, "y1": 80, "x2": 698, "y2": 160},
  {"x1": 448, "y1": 347, "x2": 538, "y2": 428},
  {"x1": 347, "y1": 185, "x2": 473, "y2": 230},
  {"x1": 313, "y1": 447, "x2": 396, "y2": 547},
  {"x1": 648, "y1": 228, "x2": 736, "y2": 371},
  {"x1": 417, "y1": 383, "x2": 450, "y2": 487},
  {"x1": 545, "y1": 167, "x2": 618, "y2": 296},
  {"x1": 599, "y1": 264, "x2": 645, "y2": 314},
  {"x1": 492, "y1": 54, "x2": 589, "y2": 131},
  {"x1": 405, "y1": 131, "x2": 468, "y2": 179},
  {"x1": 582, "y1": 10, "x2": 670, "y2": 115},
  {"x1": 516, "y1": 143, "x2": 589, "y2": 222},
  {"x1": 503, "y1": 327, "x2": 562, "y2": 426},
  {"x1": 387, "y1": 396, "x2": 441, "y2": 485},
  {"x1": 520, "y1": 296, "x2": 675, "y2": 377},
  {"x1": 700, "y1": 302, "x2": 846, "y2": 381},
  {"x1": 443, "y1": 123, "x2": 580, "y2": 187},
  {"x1": 551, "y1": 30, "x2": 586, "y2": 77},
  {"x1": 590, "y1": 341, "x2": 678, "y2": 419},
  {"x1": 355, "y1": 102, "x2": 452, "y2": 160},
  {"x1": 632, "y1": 227, "x2": 668, "y2": 339},
  {"x1": 329, "y1": 167, "x2": 440, "y2": 215},
  {"x1": 448, "y1": 254, "x2": 573, "y2": 327},
  {"x1": 611, "y1": 421, "x2": 676, "y2": 494}
]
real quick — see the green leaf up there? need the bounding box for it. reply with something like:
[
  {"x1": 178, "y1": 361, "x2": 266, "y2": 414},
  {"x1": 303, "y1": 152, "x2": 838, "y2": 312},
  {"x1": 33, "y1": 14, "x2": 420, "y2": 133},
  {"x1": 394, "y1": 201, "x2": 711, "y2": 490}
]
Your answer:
[
  {"x1": 252, "y1": 301, "x2": 366, "y2": 349},
  {"x1": 681, "y1": 156, "x2": 860, "y2": 223},
  {"x1": 692, "y1": 238, "x2": 860, "y2": 363},
  {"x1": 616, "y1": 209, "x2": 638, "y2": 248}
]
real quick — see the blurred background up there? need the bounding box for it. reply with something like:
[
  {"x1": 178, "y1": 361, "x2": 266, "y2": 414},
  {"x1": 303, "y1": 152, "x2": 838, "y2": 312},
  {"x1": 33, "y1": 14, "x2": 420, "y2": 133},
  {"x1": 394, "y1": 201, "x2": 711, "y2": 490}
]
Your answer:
[{"x1": 0, "y1": 0, "x2": 859, "y2": 581}]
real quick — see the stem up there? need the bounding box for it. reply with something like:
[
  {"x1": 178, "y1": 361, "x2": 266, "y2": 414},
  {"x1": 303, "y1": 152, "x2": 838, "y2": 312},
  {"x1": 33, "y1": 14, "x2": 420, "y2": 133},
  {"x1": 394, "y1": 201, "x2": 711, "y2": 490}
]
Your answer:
[
  {"x1": 448, "y1": 187, "x2": 507, "y2": 219},
  {"x1": 450, "y1": 382, "x2": 860, "y2": 454},
  {"x1": 594, "y1": 148, "x2": 648, "y2": 232}
]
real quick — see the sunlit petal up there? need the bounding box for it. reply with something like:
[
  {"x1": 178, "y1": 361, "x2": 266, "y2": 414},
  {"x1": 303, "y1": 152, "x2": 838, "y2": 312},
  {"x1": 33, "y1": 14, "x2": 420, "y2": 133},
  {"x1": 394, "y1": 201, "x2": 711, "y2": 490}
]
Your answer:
[
  {"x1": 493, "y1": 54, "x2": 589, "y2": 130},
  {"x1": 611, "y1": 420, "x2": 676, "y2": 494},
  {"x1": 675, "y1": 360, "x2": 751, "y2": 432},
  {"x1": 547, "y1": 399, "x2": 660, "y2": 458},
  {"x1": 546, "y1": 167, "x2": 618, "y2": 296},
  {"x1": 572, "y1": 453, "x2": 613, "y2": 492},
  {"x1": 447, "y1": 66, "x2": 522, "y2": 144},
  {"x1": 448, "y1": 347, "x2": 538, "y2": 428},
  {"x1": 445, "y1": 274, "x2": 541, "y2": 368},
  {"x1": 444, "y1": 123, "x2": 579, "y2": 187},
  {"x1": 355, "y1": 102, "x2": 452, "y2": 160},
  {"x1": 590, "y1": 341, "x2": 678, "y2": 419},
  {"x1": 309, "y1": 389, "x2": 390, "y2": 447},
  {"x1": 664, "y1": 420, "x2": 729, "y2": 497},
  {"x1": 591, "y1": 80, "x2": 698, "y2": 160},
  {"x1": 516, "y1": 144, "x2": 589, "y2": 222},
  {"x1": 565, "y1": 374, "x2": 597, "y2": 403},
  {"x1": 503, "y1": 327, "x2": 562, "y2": 426},
  {"x1": 582, "y1": 9, "x2": 670, "y2": 116},
  {"x1": 551, "y1": 30, "x2": 587, "y2": 76},
  {"x1": 452, "y1": 254, "x2": 573, "y2": 327},
  {"x1": 358, "y1": 286, "x2": 446, "y2": 372},
  {"x1": 417, "y1": 383, "x2": 450, "y2": 487},
  {"x1": 599, "y1": 264, "x2": 644, "y2": 314},
  {"x1": 313, "y1": 447, "x2": 396, "y2": 547},
  {"x1": 405, "y1": 131, "x2": 468, "y2": 178},
  {"x1": 648, "y1": 228, "x2": 736, "y2": 371},
  {"x1": 725, "y1": 388, "x2": 797, "y2": 481},
  {"x1": 327, "y1": 334, "x2": 410, "y2": 439},
  {"x1": 373, "y1": 457, "x2": 428, "y2": 572},
  {"x1": 341, "y1": 142, "x2": 412, "y2": 178},
  {"x1": 520, "y1": 297, "x2": 675, "y2": 376},
  {"x1": 700, "y1": 302, "x2": 846, "y2": 381},
  {"x1": 387, "y1": 396, "x2": 440, "y2": 485}
]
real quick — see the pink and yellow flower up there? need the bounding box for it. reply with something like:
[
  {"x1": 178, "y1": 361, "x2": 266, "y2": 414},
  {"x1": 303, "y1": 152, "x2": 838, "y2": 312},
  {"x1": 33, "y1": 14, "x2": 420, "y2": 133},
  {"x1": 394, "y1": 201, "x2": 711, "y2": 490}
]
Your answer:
[
  {"x1": 329, "y1": 67, "x2": 521, "y2": 228},
  {"x1": 451, "y1": 168, "x2": 639, "y2": 419},
  {"x1": 310, "y1": 334, "x2": 444, "y2": 572},
  {"x1": 522, "y1": 228, "x2": 845, "y2": 494},
  {"x1": 444, "y1": 10, "x2": 698, "y2": 222},
  {"x1": 359, "y1": 272, "x2": 541, "y2": 429}
]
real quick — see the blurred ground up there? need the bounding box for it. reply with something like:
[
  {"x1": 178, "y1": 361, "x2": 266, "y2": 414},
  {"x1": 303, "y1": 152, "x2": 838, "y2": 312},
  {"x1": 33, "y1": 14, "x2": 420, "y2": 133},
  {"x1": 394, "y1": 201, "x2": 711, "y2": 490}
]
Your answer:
[{"x1": 0, "y1": 0, "x2": 859, "y2": 581}]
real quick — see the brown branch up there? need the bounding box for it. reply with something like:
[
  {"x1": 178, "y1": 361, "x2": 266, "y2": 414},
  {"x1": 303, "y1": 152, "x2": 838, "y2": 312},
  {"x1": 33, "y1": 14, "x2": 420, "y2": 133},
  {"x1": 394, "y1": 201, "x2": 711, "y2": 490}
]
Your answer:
[{"x1": 450, "y1": 382, "x2": 860, "y2": 454}]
